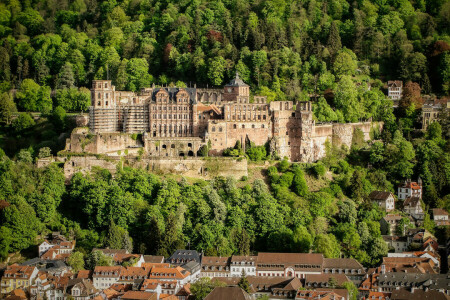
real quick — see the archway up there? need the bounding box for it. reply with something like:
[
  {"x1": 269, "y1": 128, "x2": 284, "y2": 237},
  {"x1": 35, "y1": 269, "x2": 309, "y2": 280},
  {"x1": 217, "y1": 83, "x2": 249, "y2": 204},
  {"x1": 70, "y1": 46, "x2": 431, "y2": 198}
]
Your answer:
[
  {"x1": 188, "y1": 151, "x2": 194, "y2": 157},
  {"x1": 179, "y1": 152, "x2": 185, "y2": 157}
]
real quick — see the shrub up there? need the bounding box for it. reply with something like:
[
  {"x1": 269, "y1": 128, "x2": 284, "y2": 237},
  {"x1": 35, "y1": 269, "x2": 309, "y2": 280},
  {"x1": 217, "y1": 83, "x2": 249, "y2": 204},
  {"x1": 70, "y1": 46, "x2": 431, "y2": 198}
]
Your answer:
[
  {"x1": 278, "y1": 158, "x2": 290, "y2": 172},
  {"x1": 246, "y1": 145, "x2": 266, "y2": 161},
  {"x1": 313, "y1": 162, "x2": 326, "y2": 178},
  {"x1": 12, "y1": 113, "x2": 35, "y2": 131}
]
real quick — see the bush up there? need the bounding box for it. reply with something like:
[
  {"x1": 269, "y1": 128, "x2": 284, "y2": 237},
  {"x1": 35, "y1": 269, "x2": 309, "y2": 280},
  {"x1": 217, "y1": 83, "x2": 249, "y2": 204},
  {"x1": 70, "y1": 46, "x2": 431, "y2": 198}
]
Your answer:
[
  {"x1": 38, "y1": 147, "x2": 51, "y2": 158},
  {"x1": 313, "y1": 162, "x2": 326, "y2": 178},
  {"x1": 278, "y1": 158, "x2": 290, "y2": 172},
  {"x1": 246, "y1": 145, "x2": 267, "y2": 161}
]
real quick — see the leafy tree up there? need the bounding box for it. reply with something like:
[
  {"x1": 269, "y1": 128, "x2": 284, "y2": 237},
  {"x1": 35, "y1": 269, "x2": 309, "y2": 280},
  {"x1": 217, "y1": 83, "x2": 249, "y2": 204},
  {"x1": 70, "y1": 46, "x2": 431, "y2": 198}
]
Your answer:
[
  {"x1": 67, "y1": 251, "x2": 85, "y2": 272},
  {"x1": 238, "y1": 272, "x2": 251, "y2": 293},
  {"x1": 38, "y1": 147, "x2": 51, "y2": 158},
  {"x1": 12, "y1": 113, "x2": 35, "y2": 131},
  {"x1": 190, "y1": 277, "x2": 226, "y2": 300},
  {"x1": 207, "y1": 56, "x2": 226, "y2": 86},
  {"x1": 314, "y1": 233, "x2": 341, "y2": 258},
  {"x1": 333, "y1": 50, "x2": 358, "y2": 77},
  {"x1": 86, "y1": 250, "x2": 113, "y2": 270},
  {"x1": 56, "y1": 62, "x2": 75, "y2": 89},
  {"x1": 0, "y1": 92, "x2": 16, "y2": 125}
]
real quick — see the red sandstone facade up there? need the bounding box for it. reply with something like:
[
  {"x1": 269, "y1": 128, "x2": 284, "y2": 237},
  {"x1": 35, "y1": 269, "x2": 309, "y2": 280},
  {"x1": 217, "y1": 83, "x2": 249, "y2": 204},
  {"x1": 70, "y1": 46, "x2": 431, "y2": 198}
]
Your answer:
[{"x1": 89, "y1": 74, "x2": 372, "y2": 162}]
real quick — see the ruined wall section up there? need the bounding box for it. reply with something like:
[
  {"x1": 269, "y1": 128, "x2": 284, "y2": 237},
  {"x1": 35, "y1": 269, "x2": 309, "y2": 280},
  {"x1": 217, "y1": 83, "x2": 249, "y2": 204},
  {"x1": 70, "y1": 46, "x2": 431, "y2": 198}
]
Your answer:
[
  {"x1": 63, "y1": 156, "x2": 247, "y2": 180},
  {"x1": 309, "y1": 122, "x2": 378, "y2": 161},
  {"x1": 66, "y1": 129, "x2": 142, "y2": 154}
]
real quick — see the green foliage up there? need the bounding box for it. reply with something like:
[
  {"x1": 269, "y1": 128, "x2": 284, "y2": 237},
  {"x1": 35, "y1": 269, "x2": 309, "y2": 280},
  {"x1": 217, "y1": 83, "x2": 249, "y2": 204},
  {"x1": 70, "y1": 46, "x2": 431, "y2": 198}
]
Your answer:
[
  {"x1": 12, "y1": 113, "x2": 35, "y2": 131},
  {"x1": 190, "y1": 277, "x2": 226, "y2": 300},
  {"x1": 67, "y1": 251, "x2": 85, "y2": 272},
  {"x1": 313, "y1": 162, "x2": 326, "y2": 178}
]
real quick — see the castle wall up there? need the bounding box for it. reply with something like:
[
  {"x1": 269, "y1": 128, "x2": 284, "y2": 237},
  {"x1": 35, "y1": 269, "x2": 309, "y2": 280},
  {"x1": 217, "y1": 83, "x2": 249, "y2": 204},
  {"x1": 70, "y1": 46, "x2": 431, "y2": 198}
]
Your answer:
[
  {"x1": 309, "y1": 122, "x2": 377, "y2": 161},
  {"x1": 145, "y1": 137, "x2": 204, "y2": 157},
  {"x1": 208, "y1": 121, "x2": 272, "y2": 155},
  {"x1": 63, "y1": 156, "x2": 247, "y2": 180},
  {"x1": 67, "y1": 129, "x2": 142, "y2": 154}
]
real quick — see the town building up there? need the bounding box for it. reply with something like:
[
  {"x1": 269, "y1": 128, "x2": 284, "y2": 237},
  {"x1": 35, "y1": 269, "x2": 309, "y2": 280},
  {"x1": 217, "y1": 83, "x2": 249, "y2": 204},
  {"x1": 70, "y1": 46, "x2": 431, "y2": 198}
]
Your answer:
[
  {"x1": 377, "y1": 273, "x2": 450, "y2": 294},
  {"x1": 256, "y1": 253, "x2": 323, "y2": 279},
  {"x1": 93, "y1": 266, "x2": 123, "y2": 289},
  {"x1": 380, "y1": 257, "x2": 438, "y2": 274},
  {"x1": 0, "y1": 264, "x2": 39, "y2": 295},
  {"x1": 397, "y1": 179, "x2": 422, "y2": 201},
  {"x1": 230, "y1": 256, "x2": 257, "y2": 277},
  {"x1": 382, "y1": 235, "x2": 408, "y2": 253},
  {"x1": 403, "y1": 197, "x2": 424, "y2": 221},
  {"x1": 431, "y1": 208, "x2": 450, "y2": 226},
  {"x1": 304, "y1": 274, "x2": 351, "y2": 289},
  {"x1": 200, "y1": 256, "x2": 231, "y2": 278},
  {"x1": 380, "y1": 214, "x2": 404, "y2": 235},
  {"x1": 38, "y1": 232, "x2": 75, "y2": 260},
  {"x1": 422, "y1": 98, "x2": 449, "y2": 130},
  {"x1": 387, "y1": 81, "x2": 403, "y2": 101},
  {"x1": 322, "y1": 258, "x2": 365, "y2": 285},
  {"x1": 369, "y1": 191, "x2": 395, "y2": 212}
]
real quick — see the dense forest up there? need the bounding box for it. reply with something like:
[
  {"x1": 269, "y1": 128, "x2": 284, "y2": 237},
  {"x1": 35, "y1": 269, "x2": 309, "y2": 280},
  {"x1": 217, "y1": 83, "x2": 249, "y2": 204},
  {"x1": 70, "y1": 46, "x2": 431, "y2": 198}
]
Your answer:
[{"x1": 0, "y1": 121, "x2": 448, "y2": 268}]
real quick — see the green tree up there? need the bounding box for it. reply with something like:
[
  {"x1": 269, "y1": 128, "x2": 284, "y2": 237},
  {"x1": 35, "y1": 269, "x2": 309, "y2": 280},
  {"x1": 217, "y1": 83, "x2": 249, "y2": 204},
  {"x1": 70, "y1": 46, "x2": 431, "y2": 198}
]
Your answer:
[
  {"x1": 12, "y1": 113, "x2": 35, "y2": 131},
  {"x1": 0, "y1": 92, "x2": 16, "y2": 125},
  {"x1": 333, "y1": 50, "x2": 358, "y2": 77},
  {"x1": 190, "y1": 277, "x2": 226, "y2": 300},
  {"x1": 314, "y1": 233, "x2": 341, "y2": 258},
  {"x1": 327, "y1": 21, "x2": 342, "y2": 58},
  {"x1": 56, "y1": 62, "x2": 75, "y2": 89},
  {"x1": 334, "y1": 76, "x2": 361, "y2": 122},
  {"x1": 207, "y1": 56, "x2": 226, "y2": 86},
  {"x1": 238, "y1": 272, "x2": 251, "y2": 293},
  {"x1": 38, "y1": 147, "x2": 51, "y2": 158},
  {"x1": 67, "y1": 251, "x2": 85, "y2": 272}
]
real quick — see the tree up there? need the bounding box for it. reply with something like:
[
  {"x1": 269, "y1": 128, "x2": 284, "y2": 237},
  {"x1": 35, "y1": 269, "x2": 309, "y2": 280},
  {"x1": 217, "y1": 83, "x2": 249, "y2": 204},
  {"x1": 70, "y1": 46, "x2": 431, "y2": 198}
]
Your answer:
[
  {"x1": 67, "y1": 251, "x2": 85, "y2": 272},
  {"x1": 86, "y1": 250, "x2": 113, "y2": 270},
  {"x1": 190, "y1": 277, "x2": 226, "y2": 300},
  {"x1": 400, "y1": 81, "x2": 422, "y2": 109},
  {"x1": 238, "y1": 271, "x2": 251, "y2": 293},
  {"x1": 338, "y1": 200, "x2": 357, "y2": 225},
  {"x1": 51, "y1": 106, "x2": 66, "y2": 132},
  {"x1": 15, "y1": 79, "x2": 41, "y2": 112},
  {"x1": 327, "y1": 22, "x2": 342, "y2": 58},
  {"x1": 314, "y1": 233, "x2": 341, "y2": 258},
  {"x1": 0, "y1": 92, "x2": 16, "y2": 125},
  {"x1": 333, "y1": 50, "x2": 357, "y2": 77},
  {"x1": 38, "y1": 147, "x2": 51, "y2": 158},
  {"x1": 106, "y1": 221, "x2": 133, "y2": 252},
  {"x1": 313, "y1": 97, "x2": 337, "y2": 122},
  {"x1": 342, "y1": 281, "x2": 358, "y2": 300},
  {"x1": 292, "y1": 225, "x2": 313, "y2": 252},
  {"x1": 56, "y1": 62, "x2": 75, "y2": 89},
  {"x1": 12, "y1": 113, "x2": 35, "y2": 131},
  {"x1": 207, "y1": 56, "x2": 226, "y2": 86},
  {"x1": 291, "y1": 165, "x2": 308, "y2": 196},
  {"x1": 334, "y1": 76, "x2": 362, "y2": 122}
]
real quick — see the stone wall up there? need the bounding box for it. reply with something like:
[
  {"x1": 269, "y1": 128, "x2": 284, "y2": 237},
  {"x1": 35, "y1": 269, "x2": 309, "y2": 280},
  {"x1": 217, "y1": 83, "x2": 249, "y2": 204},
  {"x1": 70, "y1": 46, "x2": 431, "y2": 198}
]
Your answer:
[
  {"x1": 309, "y1": 121, "x2": 380, "y2": 161},
  {"x1": 66, "y1": 128, "x2": 142, "y2": 154},
  {"x1": 63, "y1": 156, "x2": 247, "y2": 180}
]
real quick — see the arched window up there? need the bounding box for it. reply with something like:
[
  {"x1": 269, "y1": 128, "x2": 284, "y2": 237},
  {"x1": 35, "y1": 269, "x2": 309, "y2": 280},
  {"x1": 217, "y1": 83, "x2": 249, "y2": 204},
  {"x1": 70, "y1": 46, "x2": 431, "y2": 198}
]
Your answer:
[
  {"x1": 242, "y1": 124, "x2": 245, "y2": 128},
  {"x1": 212, "y1": 127, "x2": 216, "y2": 132},
  {"x1": 219, "y1": 127, "x2": 222, "y2": 132},
  {"x1": 233, "y1": 124, "x2": 237, "y2": 129}
]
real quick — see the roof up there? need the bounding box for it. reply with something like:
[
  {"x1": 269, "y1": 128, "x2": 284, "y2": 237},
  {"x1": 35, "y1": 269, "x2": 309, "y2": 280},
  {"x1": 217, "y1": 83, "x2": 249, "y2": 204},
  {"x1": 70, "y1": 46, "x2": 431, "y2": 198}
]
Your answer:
[
  {"x1": 225, "y1": 72, "x2": 249, "y2": 87},
  {"x1": 404, "y1": 196, "x2": 421, "y2": 207},
  {"x1": 149, "y1": 266, "x2": 190, "y2": 279},
  {"x1": 143, "y1": 255, "x2": 164, "y2": 263},
  {"x1": 202, "y1": 256, "x2": 230, "y2": 266},
  {"x1": 369, "y1": 191, "x2": 394, "y2": 201},
  {"x1": 399, "y1": 181, "x2": 421, "y2": 190},
  {"x1": 212, "y1": 276, "x2": 302, "y2": 293},
  {"x1": 256, "y1": 253, "x2": 323, "y2": 267},
  {"x1": 67, "y1": 278, "x2": 98, "y2": 296},
  {"x1": 388, "y1": 80, "x2": 403, "y2": 87},
  {"x1": 383, "y1": 214, "x2": 403, "y2": 221},
  {"x1": 92, "y1": 248, "x2": 129, "y2": 255},
  {"x1": 390, "y1": 287, "x2": 450, "y2": 300},
  {"x1": 77, "y1": 270, "x2": 92, "y2": 279},
  {"x1": 323, "y1": 258, "x2": 364, "y2": 270},
  {"x1": 378, "y1": 273, "x2": 450, "y2": 291},
  {"x1": 296, "y1": 289, "x2": 345, "y2": 300},
  {"x1": 231, "y1": 256, "x2": 257, "y2": 263},
  {"x1": 367, "y1": 291, "x2": 391, "y2": 300},
  {"x1": 151, "y1": 87, "x2": 197, "y2": 104},
  {"x1": 304, "y1": 274, "x2": 350, "y2": 286},
  {"x1": 167, "y1": 250, "x2": 201, "y2": 264},
  {"x1": 4, "y1": 264, "x2": 37, "y2": 279},
  {"x1": 432, "y1": 208, "x2": 449, "y2": 216},
  {"x1": 121, "y1": 291, "x2": 157, "y2": 300},
  {"x1": 204, "y1": 287, "x2": 252, "y2": 300}
]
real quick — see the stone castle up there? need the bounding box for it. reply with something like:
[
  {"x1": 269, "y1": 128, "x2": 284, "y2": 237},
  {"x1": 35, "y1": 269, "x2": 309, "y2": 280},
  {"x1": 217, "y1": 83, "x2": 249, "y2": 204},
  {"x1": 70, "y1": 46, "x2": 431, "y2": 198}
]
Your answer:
[{"x1": 66, "y1": 73, "x2": 377, "y2": 162}]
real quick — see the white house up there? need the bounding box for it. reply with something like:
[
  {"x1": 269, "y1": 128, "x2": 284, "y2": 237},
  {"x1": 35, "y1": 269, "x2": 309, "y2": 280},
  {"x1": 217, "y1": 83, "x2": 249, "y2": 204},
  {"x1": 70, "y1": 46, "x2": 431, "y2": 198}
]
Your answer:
[
  {"x1": 387, "y1": 80, "x2": 403, "y2": 100},
  {"x1": 398, "y1": 179, "x2": 422, "y2": 200},
  {"x1": 369, "y1": 191, "x2": 395, "y2": 212},
  {"x1": 230, "y1": 256, "x2": 257, "y2": 277}
]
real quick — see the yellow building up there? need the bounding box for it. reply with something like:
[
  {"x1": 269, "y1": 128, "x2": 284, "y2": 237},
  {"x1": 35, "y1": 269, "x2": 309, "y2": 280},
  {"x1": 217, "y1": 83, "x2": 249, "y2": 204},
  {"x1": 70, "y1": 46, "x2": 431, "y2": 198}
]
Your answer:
[{"x1": 1, "y1": 264, "x2": 38, "y2": 295}]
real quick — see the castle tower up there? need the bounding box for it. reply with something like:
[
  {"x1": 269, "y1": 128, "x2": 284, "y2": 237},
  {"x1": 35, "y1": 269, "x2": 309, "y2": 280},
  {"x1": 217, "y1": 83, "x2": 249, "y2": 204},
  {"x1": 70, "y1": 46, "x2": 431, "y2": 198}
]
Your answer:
[
  {"x1": 223, "y1": 72, "x2": 250, "y2": 102},
  {"x1": 89, "y1": 80, "x2": 119, "y2": 132}
]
